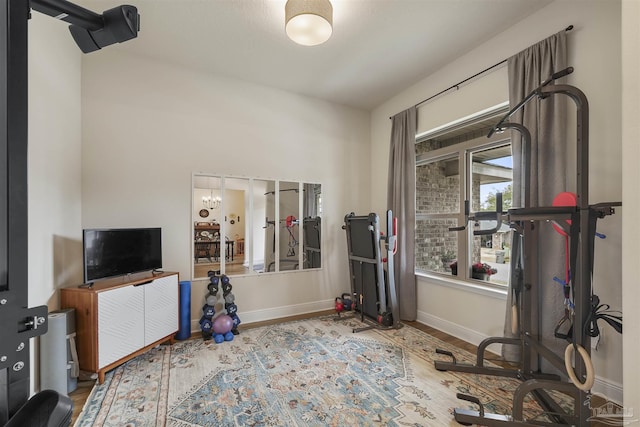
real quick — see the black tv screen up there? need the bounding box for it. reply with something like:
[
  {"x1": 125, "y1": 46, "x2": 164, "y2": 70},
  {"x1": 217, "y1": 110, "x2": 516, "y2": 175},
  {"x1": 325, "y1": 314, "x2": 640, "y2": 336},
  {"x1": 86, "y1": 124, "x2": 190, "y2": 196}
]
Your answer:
[{"x1": 83, "y1": 227, "x2": 162, "y2": 282}]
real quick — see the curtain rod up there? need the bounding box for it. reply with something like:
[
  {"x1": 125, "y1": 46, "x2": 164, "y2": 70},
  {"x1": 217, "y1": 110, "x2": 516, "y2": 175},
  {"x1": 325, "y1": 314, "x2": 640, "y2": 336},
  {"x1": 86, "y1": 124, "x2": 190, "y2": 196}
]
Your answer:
[{"x1": 391, "y1": 25, "x2": 573, "y2": 119}]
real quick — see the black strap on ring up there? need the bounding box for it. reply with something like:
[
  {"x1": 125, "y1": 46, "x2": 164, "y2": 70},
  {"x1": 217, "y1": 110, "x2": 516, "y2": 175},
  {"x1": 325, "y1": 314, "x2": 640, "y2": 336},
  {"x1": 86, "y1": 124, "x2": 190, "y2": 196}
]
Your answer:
[
  {"x1": 584, "y1": 209, "x2": 623, "y2": 339},
  {"x1": 585, "y1": 294, "x2": 622, "y2": 338}
]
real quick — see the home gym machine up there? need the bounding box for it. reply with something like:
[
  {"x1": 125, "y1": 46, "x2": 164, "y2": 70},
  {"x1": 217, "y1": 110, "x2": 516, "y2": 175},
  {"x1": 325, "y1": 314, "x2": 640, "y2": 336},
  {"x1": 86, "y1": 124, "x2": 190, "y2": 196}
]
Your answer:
[
  {"x1": 0, "y1": 0, "x2": 139, "y2": 424},
  {"x1": 433, "y1": 67, "x2": 622, "y2": 426},
  {"x1": 342, "y1": 210, "x2": 402, "y2": 332}
]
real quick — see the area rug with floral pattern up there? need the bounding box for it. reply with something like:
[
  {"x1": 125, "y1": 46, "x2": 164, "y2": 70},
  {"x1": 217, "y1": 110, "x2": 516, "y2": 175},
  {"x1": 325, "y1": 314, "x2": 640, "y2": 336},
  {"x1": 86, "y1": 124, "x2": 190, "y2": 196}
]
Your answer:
[{"x1": 74, "y1": 315, "x2": 571, "y2": 426}]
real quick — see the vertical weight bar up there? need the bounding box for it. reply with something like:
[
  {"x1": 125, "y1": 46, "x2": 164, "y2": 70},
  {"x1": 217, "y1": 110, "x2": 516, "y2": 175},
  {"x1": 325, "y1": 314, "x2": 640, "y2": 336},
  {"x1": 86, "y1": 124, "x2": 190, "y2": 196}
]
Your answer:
[
  {"x1": 0, "y1": 0, "x2": 6, "y2": 400},
  {"x1": 0, "y1": 0, "x2": 30, "y2": 422}
]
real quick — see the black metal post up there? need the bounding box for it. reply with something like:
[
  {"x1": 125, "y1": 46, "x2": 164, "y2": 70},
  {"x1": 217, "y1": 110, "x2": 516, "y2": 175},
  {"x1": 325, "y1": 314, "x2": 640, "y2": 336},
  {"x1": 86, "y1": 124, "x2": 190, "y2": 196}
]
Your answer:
[
  {"x1": 0, "y1": 0, "x2": 30, "y2": 422},
  {"x1": 541, "y1": 84, "x2": 591, "y2": 424}
]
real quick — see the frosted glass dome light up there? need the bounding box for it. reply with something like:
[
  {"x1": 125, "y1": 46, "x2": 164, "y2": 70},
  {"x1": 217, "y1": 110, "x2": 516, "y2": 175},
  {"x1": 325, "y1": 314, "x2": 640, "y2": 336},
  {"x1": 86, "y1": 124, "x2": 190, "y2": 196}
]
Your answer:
[{"x1": 285, "y1": 0, "x2": 333, "y2": 46}]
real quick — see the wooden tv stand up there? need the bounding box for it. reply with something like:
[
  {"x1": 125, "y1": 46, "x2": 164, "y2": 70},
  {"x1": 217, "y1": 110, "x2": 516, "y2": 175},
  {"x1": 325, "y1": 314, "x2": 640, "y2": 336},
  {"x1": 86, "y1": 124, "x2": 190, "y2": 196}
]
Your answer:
[{"x1": 61, "y1": 271, "x2": 179, "y2": 384}]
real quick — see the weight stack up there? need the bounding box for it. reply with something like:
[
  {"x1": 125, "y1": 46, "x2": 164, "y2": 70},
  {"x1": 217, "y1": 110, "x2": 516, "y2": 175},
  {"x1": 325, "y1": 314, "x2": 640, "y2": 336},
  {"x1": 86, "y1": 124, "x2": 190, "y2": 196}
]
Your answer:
[
  {"x1": 175, "y1": 281, "x2": 191, "y2": 340},
  {"x1": 40, "y1": 308, "x2": 78, "y2": 394}
]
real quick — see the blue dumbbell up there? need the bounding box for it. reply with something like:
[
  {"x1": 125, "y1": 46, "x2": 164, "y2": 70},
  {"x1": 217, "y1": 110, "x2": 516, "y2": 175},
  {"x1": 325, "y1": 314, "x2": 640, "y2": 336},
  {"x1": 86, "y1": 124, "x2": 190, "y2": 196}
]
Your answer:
[
  {"x1": 231, "y1": 313, "x2": 241, "y2": 328},
  {"x1": 225, "y1": 303, "x2": 237, "y2": 316},
  {"x1": 199, "y1": 316, "x2": 213, "y2": 333},
  {"x1": 202, "y1": 304, "x2": 215, "y2": 319}
]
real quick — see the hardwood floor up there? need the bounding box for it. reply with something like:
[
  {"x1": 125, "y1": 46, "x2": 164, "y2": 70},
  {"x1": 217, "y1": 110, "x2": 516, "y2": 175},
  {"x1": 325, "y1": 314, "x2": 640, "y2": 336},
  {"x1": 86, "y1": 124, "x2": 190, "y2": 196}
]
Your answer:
[
  {"x1": 193, "y1": 259, "x2": 248, "y2": 277},
  {"x1": 69, "y1": 379, "x2": 95, "y2": 424},
  {"x1": 67, "y1": 311, "x2": 603, "y2": 426}
]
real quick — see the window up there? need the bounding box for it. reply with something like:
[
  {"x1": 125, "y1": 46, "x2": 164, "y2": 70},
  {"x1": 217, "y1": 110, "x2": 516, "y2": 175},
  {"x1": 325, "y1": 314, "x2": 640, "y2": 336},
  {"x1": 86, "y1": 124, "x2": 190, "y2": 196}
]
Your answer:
[{"x1": 415, "y1": 106, "x2": 513, "y2": 287}]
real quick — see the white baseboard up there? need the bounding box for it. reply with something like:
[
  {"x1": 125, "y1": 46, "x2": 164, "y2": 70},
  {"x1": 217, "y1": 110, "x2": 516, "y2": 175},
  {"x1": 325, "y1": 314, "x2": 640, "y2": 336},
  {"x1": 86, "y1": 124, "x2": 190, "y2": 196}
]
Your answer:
[
  {"x1": 239, "y1": 299, "x2": 334, "y2": 324},
  {"x1": 416, "y1": 310, "x2": 501, "y2": 356},
  {"x1": 416, "y1": 310, "x2": 624, "y2": 404},
  {"x1": 190, "y1": 298, "x2": 334, "y2": 333},
  {"x1": 593, "y1": 376, "x2": 623, "y2": 405}
]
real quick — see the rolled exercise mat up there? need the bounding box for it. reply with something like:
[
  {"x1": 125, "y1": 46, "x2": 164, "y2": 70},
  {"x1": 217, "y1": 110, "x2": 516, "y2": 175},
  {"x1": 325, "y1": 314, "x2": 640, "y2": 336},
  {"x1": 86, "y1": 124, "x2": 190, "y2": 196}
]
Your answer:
[{"x1": 175, "y1": 281, "x2": 192, "y2": 340}]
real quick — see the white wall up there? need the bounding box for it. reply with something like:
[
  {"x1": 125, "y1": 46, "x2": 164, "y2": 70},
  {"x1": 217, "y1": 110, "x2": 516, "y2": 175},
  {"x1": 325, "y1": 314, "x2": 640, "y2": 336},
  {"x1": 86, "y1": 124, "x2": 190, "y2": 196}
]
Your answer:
[
  {"x1": 371, "y1": 0, "x2": 623, "y2": 399},
  {"x1": 28, "y1": 13, "x2": 82, "y2": 389},
  {"x1": 416, "y1": 66, "x2": 509, "y2": 136},
  {"x1": 621, "y1": 0, "x2": 639, "y2": 420},
  {"x1": 80, "y1": 51, "x2": 371, "y2": 326}
]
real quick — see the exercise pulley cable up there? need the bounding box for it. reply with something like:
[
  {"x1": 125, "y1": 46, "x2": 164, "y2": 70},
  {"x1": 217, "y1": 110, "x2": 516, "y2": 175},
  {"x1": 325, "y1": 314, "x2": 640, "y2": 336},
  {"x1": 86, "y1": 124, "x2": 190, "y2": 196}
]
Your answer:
[{"x1": 390, "y1": 25, "x2": 574, "y2": 119}]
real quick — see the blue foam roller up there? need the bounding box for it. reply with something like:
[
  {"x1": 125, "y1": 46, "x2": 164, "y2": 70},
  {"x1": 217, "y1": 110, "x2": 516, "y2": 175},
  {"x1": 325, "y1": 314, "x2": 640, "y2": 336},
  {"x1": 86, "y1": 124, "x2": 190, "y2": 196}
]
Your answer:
[{"x1": 175, "y1": 281, "x2": 192, "y2": 340}]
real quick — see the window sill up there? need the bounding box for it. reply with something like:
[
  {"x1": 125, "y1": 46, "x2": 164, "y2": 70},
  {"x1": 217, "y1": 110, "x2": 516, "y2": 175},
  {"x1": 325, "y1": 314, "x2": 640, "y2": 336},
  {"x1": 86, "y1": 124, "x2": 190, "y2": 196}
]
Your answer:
[{"x1": 415, "y1": 271, "x2": 508, "y2": 300}]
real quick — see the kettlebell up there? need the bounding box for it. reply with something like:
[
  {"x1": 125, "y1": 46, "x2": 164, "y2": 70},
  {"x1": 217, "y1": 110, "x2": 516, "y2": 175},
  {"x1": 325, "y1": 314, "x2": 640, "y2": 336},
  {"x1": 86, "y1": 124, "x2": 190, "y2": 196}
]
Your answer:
[
  {"x1": 334, "y1": 297, "x2": 344, "y2": 313},
  {"x1": 378, "y1": 312, "x2": 393, "y2": 327}
]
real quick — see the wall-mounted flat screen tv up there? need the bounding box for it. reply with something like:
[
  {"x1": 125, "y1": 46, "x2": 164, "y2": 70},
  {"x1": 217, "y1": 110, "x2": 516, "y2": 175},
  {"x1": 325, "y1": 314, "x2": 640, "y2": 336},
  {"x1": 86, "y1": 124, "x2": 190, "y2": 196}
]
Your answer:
[{"x1": 83, "y1": 227, "x2": 162, "y2": 282}]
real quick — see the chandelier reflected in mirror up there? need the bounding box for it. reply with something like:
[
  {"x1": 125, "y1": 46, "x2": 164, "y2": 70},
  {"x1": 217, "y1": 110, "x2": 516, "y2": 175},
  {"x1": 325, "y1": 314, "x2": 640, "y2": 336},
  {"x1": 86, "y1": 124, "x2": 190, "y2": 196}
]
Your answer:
[{"x1": 202, "y1": 191, "x2": 221, "y2": 210}]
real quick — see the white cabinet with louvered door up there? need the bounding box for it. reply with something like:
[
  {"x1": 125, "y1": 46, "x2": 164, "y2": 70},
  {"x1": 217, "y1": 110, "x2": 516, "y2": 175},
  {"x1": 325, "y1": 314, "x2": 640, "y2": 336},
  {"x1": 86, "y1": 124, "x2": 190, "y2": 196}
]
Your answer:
[
  {"x1": 144, "y1": 274, "x2": 179, "y2": 345},
  {"x1": 97, "y1": 284, "x2": 145, "y2": 369}
]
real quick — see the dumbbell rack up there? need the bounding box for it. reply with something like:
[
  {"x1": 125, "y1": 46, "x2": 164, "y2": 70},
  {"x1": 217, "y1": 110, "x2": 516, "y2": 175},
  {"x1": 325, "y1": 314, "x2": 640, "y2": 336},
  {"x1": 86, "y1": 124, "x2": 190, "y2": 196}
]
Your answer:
[
  {"x1": 433, "y1": 81, "x2": 621, "y2": 426},
  {"x1": 200, "y1": 273, "x2": 241, "y2": 341}
]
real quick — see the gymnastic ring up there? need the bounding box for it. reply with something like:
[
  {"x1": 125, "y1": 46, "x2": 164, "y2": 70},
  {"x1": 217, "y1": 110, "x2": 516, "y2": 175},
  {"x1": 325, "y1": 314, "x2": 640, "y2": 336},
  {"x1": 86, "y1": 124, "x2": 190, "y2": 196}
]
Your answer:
[{"x1": 564, "y1": 343, "x2": 595, "y2": 391}]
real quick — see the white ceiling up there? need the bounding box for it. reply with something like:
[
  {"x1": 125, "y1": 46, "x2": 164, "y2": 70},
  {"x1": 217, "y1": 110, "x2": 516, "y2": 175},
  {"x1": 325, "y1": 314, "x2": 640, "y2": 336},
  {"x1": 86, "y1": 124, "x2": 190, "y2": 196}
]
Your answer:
[{"x1": 80, "y1": 0, "x2": 553, "y2": 110}]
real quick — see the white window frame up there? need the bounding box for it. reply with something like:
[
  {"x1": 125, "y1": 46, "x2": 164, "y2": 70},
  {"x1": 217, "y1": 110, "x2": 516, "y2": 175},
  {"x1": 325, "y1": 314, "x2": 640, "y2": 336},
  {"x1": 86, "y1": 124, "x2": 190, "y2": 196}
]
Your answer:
[{"x1": 415, "y1": 104, "x2": 512, "y2": 292}]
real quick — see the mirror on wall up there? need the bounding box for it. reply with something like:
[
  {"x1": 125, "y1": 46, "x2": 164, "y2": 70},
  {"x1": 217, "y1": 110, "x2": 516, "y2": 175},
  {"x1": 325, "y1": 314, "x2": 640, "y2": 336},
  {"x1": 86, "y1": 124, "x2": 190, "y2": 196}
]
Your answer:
[
  {"x1": 192, "y1": 174, "x2": 321, "y2": 279},
  {"x1": 223, "y1": 177, "x2": 249, "y2": 275},
  {"x1": 273, "y1": 181, "x2": 300, "y2": 272},
  {"x1": 252, "y1": 179, "x2": 273, "y2": 274},
  {"x1": 193, "y1": 176, "x2": 222, "y2": 279},
  {"x1": 303, "y1": 183, "x2": 322, "y2": 269}
]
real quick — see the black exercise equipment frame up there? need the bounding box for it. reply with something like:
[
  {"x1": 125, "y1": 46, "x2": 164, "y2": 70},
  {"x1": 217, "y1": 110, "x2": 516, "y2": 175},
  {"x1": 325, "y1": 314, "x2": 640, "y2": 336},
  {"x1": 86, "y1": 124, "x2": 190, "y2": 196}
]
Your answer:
[
  {"x1": 0, "y1": 0, "x2": 139, "y2": 423},
  {"x1": 434, "y1": 72, "x2": 621, "y2": 426},
  {"x1": 1, "y1": 1, "x2": 50, "y2": 423}
]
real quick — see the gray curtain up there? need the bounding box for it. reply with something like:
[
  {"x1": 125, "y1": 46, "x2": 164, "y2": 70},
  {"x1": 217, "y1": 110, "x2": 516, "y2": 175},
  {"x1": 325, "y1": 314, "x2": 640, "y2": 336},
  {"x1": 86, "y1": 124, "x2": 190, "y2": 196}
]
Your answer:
[
  {"x1": 502, "y1": 30, "x2": 568, "y2": 368},
  {"x1": 387, "y1": 107, "x2": 417, "y2": 321}
]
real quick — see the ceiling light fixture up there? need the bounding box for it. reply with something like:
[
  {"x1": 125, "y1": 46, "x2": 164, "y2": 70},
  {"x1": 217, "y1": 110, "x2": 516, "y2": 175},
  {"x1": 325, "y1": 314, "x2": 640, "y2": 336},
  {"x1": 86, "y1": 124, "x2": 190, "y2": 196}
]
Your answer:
[{"x1": 285, "y1": 0, "x2": 333, "y2": 46}]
